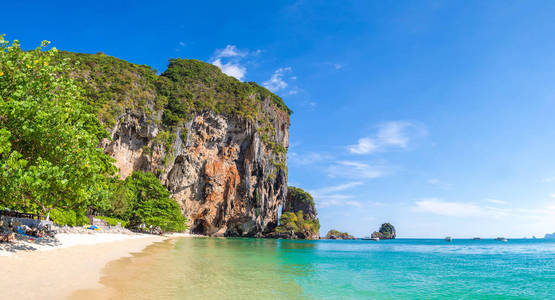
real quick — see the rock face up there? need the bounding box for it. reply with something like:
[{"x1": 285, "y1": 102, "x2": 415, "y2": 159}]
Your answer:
[
  {"x1": 63, "y1": 53, "x2": 291, "y2": 237},
  {"x1": 371, "y1": 223, "x2": 396, "y2": 239},
  {"x1": 103, "y1": 109, "x2": 289, "y2": 237}
]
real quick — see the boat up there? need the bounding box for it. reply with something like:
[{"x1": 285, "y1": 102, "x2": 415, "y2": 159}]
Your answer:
[
  {"x1": 472, "y1": 237, "x2": 481, "y2": 240},
  {"x1": 445, "y1": 236, "x2": 452, "y2": 242},
  {"x1": 361, "y1": 237, "x2": 379, "y2": 241},
  {"x1": 494, "y1": 237, "x2": 508, "y2": 242}
]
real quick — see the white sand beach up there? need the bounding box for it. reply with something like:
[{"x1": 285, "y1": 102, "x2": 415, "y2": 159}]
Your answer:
[{"x1": 0, "y1": 233, "x2": 190, "y2": 299}]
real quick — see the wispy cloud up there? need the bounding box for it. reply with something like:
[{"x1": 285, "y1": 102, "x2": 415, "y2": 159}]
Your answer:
[
  {"x1": 348, "y1": 121, "x2": 426, "y2": 155},
  {"x1": 312, "y1": 181, "x2": 363, "y2": 194},
  {"x1": 543, "y1": 177, "x2": 555, "y2": 183},
  {"x1": 210, "y1": 45, "x2": 249, "y2": 80},
  {"x1": 309, "y1": 181, "x2": 364, "y2": 208},
  {"x1": 485, "y1": 198, "x2": 507, "y2": 205},
  {"x1": 413, "y1": 198, "x2": 555, "y2": 221},
  {"x1": 213, "y1": 45, "x2": 247, "y2": 58},
  {"x1": 414, "y1": 198, "x2": 484, "y2": 217},
  {"x1": 288, "y1": 151, "x2": 331, "y2": 165},
  {"x1": 427, "y1": 178, "x2": 453, "y2": 189},
  {"x1": 263, "y1": 67, "x2": 292, "y2": 92},
  {"x1": 327, "y1": 161, "x2": 387, "y2": 179},
  {"x1": 348, "y1": 138, "x2": 377, "y2": 155}
]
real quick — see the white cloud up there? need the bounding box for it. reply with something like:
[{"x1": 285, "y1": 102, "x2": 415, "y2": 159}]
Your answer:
[
  {"x1": 328, "y1": 161, "x2": 386, "y2": 179},
  {"x1": 213, "y1": 45, "x2": 246, "y2": 58},
  {"x1": 413, "y1": 198, "x2": 555, "y2": 222},
  {"x1": 345, "y1": 201, "x2": 364, "y2": 208},
  {"x1": 263, "y1": 67, "x2": 292, "y2": 92},
  {"x1": 179, "y1": 41, "x2": 186, "y2": 47},
  {"x1": 210, "y1": 45, "x2": 250, "y2": 80},
  {"x1": 427, "y1": 178, "x2": 453, "y2": 189},
  {"x1": 309, "y1": 181, "x2": 365, "y2": 208},
  {"x1": 347, "y1": 121, "x2": 426, "y2": 155},
  {"x1": 542, "y1": 177, "x2": 555, "y2": 182},
  {"x1": 485, "y1": 198, "x2": 507, "y2": 205},
  {"x1": 377, "y1": 121, "x2": 412, "y2": 148},
  {"x1": 211, "y1": 59, "x2": 246, "y2": 81},
  {"x1": 348, "y1": 138, "x2": 378, "y2": 154},
  {"x1": 288, "y1": 151, "x2": 331, "y2": 165},
  {"x1": 312, "y1": 181, "x2": 363, "y2": 194},
  {"x1": 414, "y1": 198, "x2": 483, "y2": 217}
]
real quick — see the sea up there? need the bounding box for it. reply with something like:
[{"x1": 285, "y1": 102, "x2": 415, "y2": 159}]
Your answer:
[{"x1": 74, "y1": 237, "x2": 555, "y2": 299}]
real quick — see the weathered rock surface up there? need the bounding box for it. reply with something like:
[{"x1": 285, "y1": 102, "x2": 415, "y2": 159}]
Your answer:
[
  {"x1": 371, "y1": 222, "x2": 396, "y2": 239},
  {"x1": 103, "y1": 109, "x2": 289, "y2": 237}
]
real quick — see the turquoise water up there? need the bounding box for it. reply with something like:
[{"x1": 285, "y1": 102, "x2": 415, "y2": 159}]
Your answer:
[{"x1": 83, "y1": 238, "x2": 555, "y2": 299}]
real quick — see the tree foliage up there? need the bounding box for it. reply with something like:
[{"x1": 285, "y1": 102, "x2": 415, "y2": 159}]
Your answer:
[
  {"x1": 0, "y1": 36, "x2": 116, "y2": 215},
  {"x1": 123, "y1": 171, "x2": 187, "y2": 232},
  {"x1": 275, "y1": 210, "x2": 320, "y2": 238}
]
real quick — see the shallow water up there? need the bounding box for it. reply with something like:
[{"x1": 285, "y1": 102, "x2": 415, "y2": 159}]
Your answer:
[{"x1": 74, "y1": 238, "x2": 555, "y2": 299}]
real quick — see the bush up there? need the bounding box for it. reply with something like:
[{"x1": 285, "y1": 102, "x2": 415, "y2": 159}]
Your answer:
[
  {"x1": 96, "y1": 216, "x2": 128, "y2": 227},
  {"x1": 124, "y1": 171, "x2": 187, "y2": 232},
  {"x1": 50, "y1": 209, "x2": 90, "y2": 227}
]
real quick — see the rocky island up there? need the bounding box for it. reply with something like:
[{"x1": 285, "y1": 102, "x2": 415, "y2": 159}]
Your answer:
[
  {"x1": 325, "y1": 230, "x2": 355, "y2": 240},
  {"x1": 371, "y1": 223, "x2": 396, "y2": 240},
  {"x1": 271, "y1": 187, "x2": 320, "y2": 239}
]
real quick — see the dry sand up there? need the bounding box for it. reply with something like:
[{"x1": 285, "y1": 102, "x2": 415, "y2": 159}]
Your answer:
[{"x1": 0, "y1": 233, "x2": 187, "y2": 299}]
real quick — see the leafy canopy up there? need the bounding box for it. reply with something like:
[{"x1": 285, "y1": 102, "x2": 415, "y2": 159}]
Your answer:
[
  {"x1": 124, "y1": 171, "x2": 187, "y2": 232},
  {"x1": 0, "y1": 36, "x2": 116, "y2": 214}
]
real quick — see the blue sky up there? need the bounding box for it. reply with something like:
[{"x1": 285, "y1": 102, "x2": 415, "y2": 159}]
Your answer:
[{"x1": 5, "y1": 1, "x2": 555, "y2": 238}]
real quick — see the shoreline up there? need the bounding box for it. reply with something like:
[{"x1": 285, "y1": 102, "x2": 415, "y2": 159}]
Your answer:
[{"x1": 0, "y1": 232, "x2": 194, "y2": 299}]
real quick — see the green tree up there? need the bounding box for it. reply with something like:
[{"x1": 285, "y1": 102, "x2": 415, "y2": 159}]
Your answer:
[
  {"x1": 124, "y1": 171, "x2": 187, "y2": 232},
  {"x1": 0, "y1": 36, "x2": 116, "y2": 217}
]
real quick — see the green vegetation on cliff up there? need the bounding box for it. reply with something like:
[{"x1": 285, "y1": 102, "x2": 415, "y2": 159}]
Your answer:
[
  {"x1": 55, "y1": 51, "x2": 158, "y2": 128},
  {"x1": 275, "y1": 210, "x2": 320, "y2": 239},
  {"x1": 159, "y1": 59, "x2": 291, "y2": 127},
  {"x1": 284, "y1": 186, "x2": 315, "y2": 212},
  {"x1": 55, "y1": 53, "x2": 291, "y2": 129}
]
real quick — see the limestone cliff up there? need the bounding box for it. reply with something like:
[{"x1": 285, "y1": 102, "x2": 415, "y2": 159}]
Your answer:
[{"x1": 61, "y1": 52, "x2": 290, "y2": 237}]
